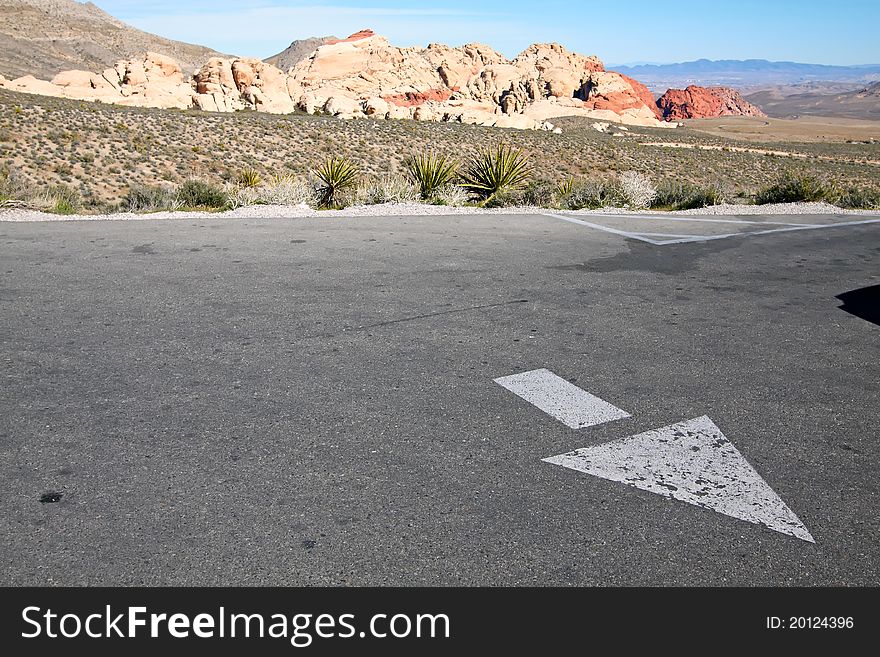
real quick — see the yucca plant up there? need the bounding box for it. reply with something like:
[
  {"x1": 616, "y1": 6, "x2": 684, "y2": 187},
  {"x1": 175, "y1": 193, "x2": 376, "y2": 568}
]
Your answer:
[
  {"x1": 238, "y1": 167, "x2": 262, "y2": 188},
  {"x1": 557, "y1": 176, "x2": 575, "y2": 199},
  {"x1": 459, "y1": 144, "x2": 532, "y2": 204},
  {"x1": 405, "y1": 153, "x2": 458, "y2": 200},
  {"x1": 312, "y1": 156, "x2": 359, "y2": 209}
]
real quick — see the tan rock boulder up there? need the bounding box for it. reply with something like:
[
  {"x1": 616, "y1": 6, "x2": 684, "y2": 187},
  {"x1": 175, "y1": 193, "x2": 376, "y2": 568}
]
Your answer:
[
  {"x1": 5, "y1": 75, "x2": 65, "y2": 98},
  {"x1": 47, "y1": 69, "x2": 123, "y2": 102},
  {"x1": 143, "y1": 52, "x2": 185, "y2": 82},
  {"x1": 195, "y1": 58, "x2": 236, "y2": 95},
  {"x1": 230, "y1": 59, "x2": 296, "y2": 113},
  {"x1": 50, "y1": 70, "x2": 94, "y2": 88},
  {"x1": 323, "y1": 95, "x2": 364, "y2": 118},
  {"x1": 387, "y1": 104, "x2": 411, "y2": 120},
  {"x1": 363, "y1": 96, "x2": 390, "y2": 118}
]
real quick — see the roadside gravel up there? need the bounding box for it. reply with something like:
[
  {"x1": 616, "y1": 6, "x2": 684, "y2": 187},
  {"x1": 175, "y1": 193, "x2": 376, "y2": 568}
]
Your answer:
[{"x1": 1, "y1": 201, "x2": 878, "y2": 222}]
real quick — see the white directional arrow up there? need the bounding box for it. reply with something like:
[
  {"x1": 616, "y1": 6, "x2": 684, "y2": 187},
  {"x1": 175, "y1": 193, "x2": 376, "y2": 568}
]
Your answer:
[
  {"x1": 543, "y1": 415, "x2": 815, "y2": 543},
  {"x1": 494, "y1": 369, "x2": 630, "y2": 429}
]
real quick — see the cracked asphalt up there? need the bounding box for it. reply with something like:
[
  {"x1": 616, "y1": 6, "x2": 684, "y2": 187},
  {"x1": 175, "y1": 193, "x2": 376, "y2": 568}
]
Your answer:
[{"x1": 1, "y1": 212, "x2": 878, "y2": 585}]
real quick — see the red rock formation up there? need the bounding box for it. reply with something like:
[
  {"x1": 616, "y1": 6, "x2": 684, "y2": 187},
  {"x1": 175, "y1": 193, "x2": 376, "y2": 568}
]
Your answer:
[
  {"x1": 382, "y1": 88, "x2": 455, "y2": 107},
  {"x1": 619, "y1": 74, "x2": 663, "y2": 120},
  {"x1": 325, "y1": 30, "x2": 375, "y2": 45},
  {"x1": 584, "y1": 73, "x2": 663, "y2": 119},
  {"x1": 657, "y1": 85, "x2": 766, "y2": 120}
]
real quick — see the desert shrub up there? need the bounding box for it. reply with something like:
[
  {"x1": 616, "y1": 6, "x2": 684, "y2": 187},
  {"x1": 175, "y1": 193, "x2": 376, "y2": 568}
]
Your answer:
[
  {"x1": 121, "y1": 184, "x2": 178, "y2": 212},
  {"x1": 652, "y1": 180, "x2": 724, "y2": 210},
  {"x1": 312, "y1": 156, "x2": 359, "y2": 209},
  {"x1": 51, "y1": 198, "x2": 77, "y2": 215},
  {"x1": 557, "y1": 176, "x2": 575, "y2": 200},
  {"x1": 829, "y1": 186, "x2": 880, "y2": 210},
  {"x1": 754, "y1": 174, "x2": 832, "y2": 205},
  {"x1": 262, "y1": 175, "x2": 315, "y2": 206},
  {"x1": 227, "y1": 174, "x2": 315, "y2": 208},
  {"x1": 482, "y1": 188, "x2": 525, "y2": 208},
  {"x1": 612, "y1": 171, "x2": 657, "y2": 209},
  {"x1": 405, "y1": 153, "x2": 458, "y2": 200},
  {"x1": 356, "y1": 176, "x2": 420, "y2": 205},
  {"x1": 45, "y1": 185, "x2": 82, "y2": 215},
  {"x1": 0, "y1": 166, "x2": 31, "y2": 204},
  {"x1": 176, "y1": 179, "x2": 228, "y2": 209},
  {"x1": 459, "y1": 144, "x2": 532, "y2": 204},
  {"x1": 226, "y1": 184, "x2": 262, "y2": 208},
  {"x1": 517, "y1": 180, "x2": 559, "y2": 208},
  {"x1": 559, "y1": 179, "x2": 610, "y2": 210},
  {"x1": 431, "y1": 184, "x2": 469, "y2": 207},
  {"x1": 237, "y1": 167, "x2": 262, "y2": 188}
]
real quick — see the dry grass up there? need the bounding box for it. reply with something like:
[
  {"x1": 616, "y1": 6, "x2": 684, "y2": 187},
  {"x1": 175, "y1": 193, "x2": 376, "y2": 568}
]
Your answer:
[
  {"x1": 684, "y1": 115, "x2": 880, "y2": 144},
  {"x1": 0, "y1": 88, "x2": 878, "y2": 213}
]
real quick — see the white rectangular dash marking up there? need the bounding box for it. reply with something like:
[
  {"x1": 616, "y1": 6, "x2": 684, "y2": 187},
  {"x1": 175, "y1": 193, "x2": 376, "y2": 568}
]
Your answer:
[{"x1": 494, "y1": 368, "x2": 630, "y2": 429}]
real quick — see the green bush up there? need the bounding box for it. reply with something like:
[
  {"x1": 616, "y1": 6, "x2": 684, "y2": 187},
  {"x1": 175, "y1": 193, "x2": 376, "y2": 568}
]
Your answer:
[
  {"x1": 405, "y1": 153, "x2": 458, "y2": 200},
  {"x1": 356, "y1": 176, "x2": 419, "y2": 205},
  {"x1": 517, "y1": 179, "x2": 559, "y2": 208},
  {"x1": 237, "y1": 167, "x2": 262, "y2": 188},
  {"x1": 121, "y1": 184, "x2": 177, "y2": 212},
  {"x1": 52, "y1": 198, "x2": 77, "y2": 215},
  {"x1": 832, "y1": 186, "x2": 880, "y2": 210},
  {"x1": 176, "y1": 179, "x2": 228, "y2": 209},
  {"x1": 754, "y1": 174, "x2": 832, "y2": 205},
  {"x1": 459, "y1": 144, "x2": 532, "y2": 204},
  {"x1": 46, "y1": 185, "x2": 82, "y2": 215},
  {"x1": 556, "y1": 176, "x2": 575, "y2": 200},
  {"x1": 312, "y1": 157, "x2": 359, "y2": 209},
  {"x1": 559, "y1": 179, "x2": 609, "y2": 210},
  {"x1": 652, "y1": 180, "x2": 724, "y2": 210},
  {"x1": 0, "y1": 167, "x2": 21, "y2": 202}
]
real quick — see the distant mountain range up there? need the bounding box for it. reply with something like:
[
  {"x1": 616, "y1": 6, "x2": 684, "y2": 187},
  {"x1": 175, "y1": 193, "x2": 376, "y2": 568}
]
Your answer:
[{"x1": 614, "y1": 59, "x2": 880, "y2": 93}]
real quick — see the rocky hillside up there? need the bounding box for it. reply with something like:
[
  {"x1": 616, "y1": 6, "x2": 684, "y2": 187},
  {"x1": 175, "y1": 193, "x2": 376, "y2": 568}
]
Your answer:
[
  {"x1": 0, "y1": 0, "x2": 229, "y2": 79},
  {"x1": 657, "y1": 85, "x2": 767, "y2": 120},
  {"x1": 265, "y1": 36, "x2": 338, "y2": 72},
  {"x1": 0, "y1": 29, "x2": 673, "y2": 130}
]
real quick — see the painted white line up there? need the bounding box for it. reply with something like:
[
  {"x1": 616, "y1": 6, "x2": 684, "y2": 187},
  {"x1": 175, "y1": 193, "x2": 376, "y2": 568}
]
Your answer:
[
  {"x1": 543, "y1": 415, "x2": 815, "y2": 542},
  {"x1": 494, "y1": 368, "x2": 630, "y2": 429},
  {"x1": 544, "y1": 213, "x2": 880, "y2": 246},
  {"x1": 630, "y1": 232, "x2": 707, "y2": 238},
  {"x1": 575, "y1": 213, "x2": 814, "y2": 227},
  {"x1": 545, "y1": 214, "x2": 667, "y2": 245},
  {"x1": 650, "y1": 218, "x2": 880, "y2": 245}
]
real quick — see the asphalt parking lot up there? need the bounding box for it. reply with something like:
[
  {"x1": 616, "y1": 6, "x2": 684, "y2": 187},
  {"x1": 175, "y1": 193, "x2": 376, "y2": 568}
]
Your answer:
[{"x1": 1, "y1": 211, "x2": 878, "y2": 585}]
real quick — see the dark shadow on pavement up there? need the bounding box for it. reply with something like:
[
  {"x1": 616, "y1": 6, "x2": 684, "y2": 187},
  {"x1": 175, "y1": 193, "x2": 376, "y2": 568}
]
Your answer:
[{"x1": 837, "y1": 285, "x2": 880, "y2": 327}]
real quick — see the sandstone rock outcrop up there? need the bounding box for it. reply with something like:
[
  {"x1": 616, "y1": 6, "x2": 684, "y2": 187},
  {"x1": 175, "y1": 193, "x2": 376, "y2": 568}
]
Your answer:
[
  {"x1": 3, "y1": 52, "x2": 193, "y2": 108},
  {"x1": 282, "y1": 31, "x2": 670, "y2": 128},
  {"x1": 656, "y1": 85, "x2": 766, "y2": 120},
  {"x1": 0, "y1": 30, "x2": 683, "y2": 130}
]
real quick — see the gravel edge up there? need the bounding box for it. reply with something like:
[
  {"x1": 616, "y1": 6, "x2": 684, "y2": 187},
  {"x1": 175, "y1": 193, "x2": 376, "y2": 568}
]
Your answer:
[{"x1": 1, "y1": 200, "x2": 878, "y2": 222}]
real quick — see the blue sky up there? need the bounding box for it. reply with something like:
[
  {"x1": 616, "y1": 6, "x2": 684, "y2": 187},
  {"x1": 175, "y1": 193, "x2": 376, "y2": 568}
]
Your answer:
[{"x1": 90, "y1": 0, "x2": 880, "y2": 65}]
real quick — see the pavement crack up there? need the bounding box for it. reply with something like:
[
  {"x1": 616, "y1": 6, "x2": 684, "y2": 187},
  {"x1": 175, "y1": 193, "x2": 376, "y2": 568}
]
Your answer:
[{"x1": 301, "y1": 299, "x2": 529, "y2": 340}]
